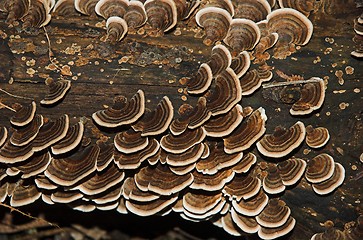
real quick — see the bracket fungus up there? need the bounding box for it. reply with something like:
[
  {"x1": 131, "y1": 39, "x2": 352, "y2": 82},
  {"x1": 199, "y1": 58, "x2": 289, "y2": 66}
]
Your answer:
[
  {"x1": 305, "y1": 153, "x2": 336, "y2": 184},
  {"x1": 278, "y1": 0, "x2": 315, "y2": 17},
  {"x1": 124, "y1": 0, "x2": 147, "y2": 29},
  {"x1": 0, "y1": 126, "x2": 8, "y2": 148},
  {"x1": 144, "y1": 0, "x2": 178, "y2": 33},
  {"x1": 106, "y1": 16, "x2": 128, "y2": 42},
  {"x1": 10, "y1": 101, "x2": 36, "y2": 127},
  {"x1": 95, "y1": 0, "x2": 129, "y2": 19},
  {"x1": 10, "y1": 114, "x2": 43, "y2": 147},
  {"x1": 74, "y1": 0, "x2": 99, "y2": 15},
  {"x1": 305, "y1": 125, "x2": 330, "y2": 148},
  {"x1": 22, "y1": 0, "x2": 52, "y2": 28},
  {"x1": 232, "y1": 0, "x2": 271, "y2": 22},
  {"x1": 40, "y1": 79, "x2": 71, "y2": 105}
]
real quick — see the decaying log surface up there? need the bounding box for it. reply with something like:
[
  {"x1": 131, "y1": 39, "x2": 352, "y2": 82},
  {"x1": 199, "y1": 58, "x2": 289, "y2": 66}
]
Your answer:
[{"x1": 0, "y1": 1, "x2": 362, "y2": 239}]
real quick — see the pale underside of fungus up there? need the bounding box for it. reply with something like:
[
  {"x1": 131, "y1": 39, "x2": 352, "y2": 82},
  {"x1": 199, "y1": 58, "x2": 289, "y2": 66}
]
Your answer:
[{"x1": 0, "y1": 1, "x2": 354, "y2": 240}]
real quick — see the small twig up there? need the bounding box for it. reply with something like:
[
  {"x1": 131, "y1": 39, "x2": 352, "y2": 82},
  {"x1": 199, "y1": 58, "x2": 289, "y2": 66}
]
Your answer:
[
  {"x1": 43, "y1": 26, "x2": 62, "y2": 72},
  {"x1": 0, "y1": 102, "x2": 16, "y2": 112},
  {"x1": 0, "y1": 88, "x2": 33, "y2": 100},
  {"x1": 262, "y1": 78, "x2": 322, "y2": 89},
  {"x1": 0, "y1": 202, "x2": 60, "y2": 229}
]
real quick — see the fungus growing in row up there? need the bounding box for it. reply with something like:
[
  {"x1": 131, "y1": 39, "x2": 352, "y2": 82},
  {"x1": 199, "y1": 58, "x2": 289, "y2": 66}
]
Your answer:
[
  {"x1": 278, "y1": 0, "x2": 315, "y2": 17},
  {"x1": 230, "y1": 51, "x2": 251, "y2": 78},
  {"x1": 312, "y1": 163, "x2": 345, "y2": 195},
  {"x1": 232, "y1": 188, "x2": 269, "y2": 217},
  {"x1": 231, "y1": 208, "x2": 260, "y2": 234},
  {"x1": 256, "y1": 198, "x2": 291, "y2": 229},
  {"x1": 122, "y1": 177, "x2": 159, "y2": 202},
  {"x1": 95, "y1": 0, "x2": 128, "y2": 19},
  {"x1": 240, "y1": 66, "x2": 272, "y2": 96},
  {"x1": 95, "y1": 141, "x2": 114, "y2": 171},
  {"x1": 10, "y1": 101, "x2": 36, "y2": 127},
  {"x1": 0, "y1": 140, "x2": 34, "y2": 164},
  {"x1": 258, "y1": 216, "x2": 296, "y2": 240},
  {"x1": 51, "y1": 121, "x2": 84, "y2": 155},
  {"x1": 132, "y1": 96, "x2": 173, "y2": 136},
  {"x1": 166, "y1": 143, "x2": 204, "y2": 167},
  {"x1": 53, "y1": 0, "x2": 78, "y2": 16},
  {"x1": 232, "y1": 0, "x2": 271, "y2": 22},
  {"x1": 305, "y1": 125, "x2": 330, "y2": 148},
  {"x1": 106, "y1": 16, "x2": 128, "y2": 42},
  {"x1": 92, "y1": 90, "x2": 145, "y2": 128},
  {"x1": 40, "y1": 79, "x2": 71, "y2": 105},
  {"x1": 125, "y1": 195, "x2": 178, "y2": 216},
  {"x1": 290, "y1": 78, "x2": 326, "y2": 115},
  {"x1": 221, "y1": 212, "x2": 245, "y2": 236},
  {"x1": 224, "y1": 107, "x2": 267, "y2": 154},
  {"x1": 50, "y1": 190, "x2": 83, "y2": 204},
  {"x1": 182, "y1": 191, "x2": 223, "y2": 217},
  {"x1": 190, "y1": 168, "x2": 235, "y2": 192},
  {"x1": 232, "y1": 152, "x2": 257, "y2": 174},
  {"x1": 174, "y1": 0, "x2": 200, "y2": 20},
  {"x1": 35, "y1": 175, "x2": 58, "y2": 190},
  {"x1": 266, "y1": 8, "x2": 313, "y2": 59},
  {"x1": 114, "y1": 129, "x2": 149, "y2": 154},
  {"x1": 305, "y1": 153, "x2": 335, "y2": 184},
  {"x1": 253, "y1": 33, "x2": 279, "y2": 64},
  {"x1": 186, "y1": 63, "x2": 213, "y2": 94},
  {"x1": 277, "y1": 158, "x2": 306, "y2": 186},
  {"x1": 223, "y1": 173, "x2": 261, "y2": 201},
  {"x1": 10, "y1": 180, "x2": 41, "y2": 207},
  {"x1": 74, "y1": 0, "x2": 99, "y2": 15},
  {"x1": 223, "y1": 18, "x2": 261, "y2": 56},
  {"x1": 144, "y1": 0, "x2": 178, "y2": 33},
  {"x1": 10, "y1": 115, "x2": 44, "y2": 147},
  {"x1": 256, "y1": 121, "x2": 306, "y2": 158},
  {"x1": 22, "y1": 0, "x2": 52, "y2": 28},
  {"x1": 44, "y1": 144, "x2": 99, "y2": 186},
  {"x1": 0, "y1": 126, "x2": 7, "y2": 147},
  {"x1": 124, "y1": 0, "x2": 147, "y2": 29},
  {"x1": 208, "y1": 44, "x2": 232, "y2": 76},
  {"x1": 262, "y1": 164, "x2": 285, "y2": 194},
  {"x1": 10, "y1": 151, "x2": 51, "y2": 179},
  {"x1": 195, "y1": 6, "x2": 232, "y2": 46}
]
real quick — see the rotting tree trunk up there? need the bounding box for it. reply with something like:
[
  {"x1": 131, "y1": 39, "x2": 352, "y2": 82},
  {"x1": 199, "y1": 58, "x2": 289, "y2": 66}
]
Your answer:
[{"x1": 0, "y1": 1, "x2": 362, "y2": 239}]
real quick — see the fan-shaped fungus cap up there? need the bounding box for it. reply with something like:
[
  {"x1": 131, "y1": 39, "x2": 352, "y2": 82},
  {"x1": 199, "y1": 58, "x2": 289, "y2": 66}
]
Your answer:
[
  {"x1": 262, "y1": 164, "x2": 285, "y2": 194},
  {"x1": 51, "y1": 121, "x2": 84, "y2": 155},
  {"x1": 256, "y1": 198, "x2": 291, "y2": 228},
  {"x1": 53, "y1": 0, "x2": 78, "y2": 16},
  {"x1": 305, "y1": 125, "x2": 330, "y2": 148},
  {"x1": 240, "y1": 69, "x2": 265, "y2": 96},
  {"x1": 195, "y1": 6, "x2": 232, "y2": 46},
  {"x1": 166, "y1": 143, "x2": 204, "y2": 167},
  {"x1": 258, "y1": 216, "x2": 296, "y2": 240},
  {"x1": 32, "y1": 114, "x2": 70, "y2": 152},
  {"x1": 13, "y1": 151, "x2": 51, "y2": 179},
  {"x1": 311, "y1": 225, "x2": 345, "y2": 240},
  {"x1": 231, "y1": 208, "x2": 260, "y2": 234},
  {"x1": 10, "y1": 180, "x2": 41, "y2": 207},
  {"x1": 90, "y1": 185, "x2": 122, "y2": 204},
  {"x1": 186, "y1": 63, "x2": 213, "y2": 95},
  {"x1": 10, "y1": 101, "x2": 36, "y2": 127},
  {"x1": 278, "y1": 0, "x2": 315, "y2": 17},
  {"x1": 182, "y1": 191, "x2": 223, "y2": 216},
  {"x1": 174, "y1": 0, "x2": 200, "y2": 20},
  {"x1": 74, "y1": 0, "x2": 99, "y2": 15},
  {"x1": 188, "y1": 97, "x2": 212, "y2": 129},
  {"x1": 135, "y1": 163, "x2": 193, "y2": 195},
  {"x1": 161, "y1": 127, "x2": 206, "y2": 154},
  {"x1": 114, "y1": 138, "x2": 159, "y2": 169},
  {"x1": 230, "y1": 51, "x2": 251, "y2": 78},
  {"x1": 40, "y1": 80, "x2": 71, "y2": 105},
  {"x1": 169, "y1": 163, "x2": 196, "y2": 176},
  {"x1": 51, "y1": 190, "x2": 83, "y2": 203},
  {"x1": 224, "y1": 18, "x2": 261, "y2": 56},
  {"x1": 44, "y1": 145, "x2": 99, "y2": 186},
  {"x1": 232, "y1": 152, "x2": 257, "y2": 174},
  {"x1": 253, "y1": 33, "x2": 279, "y2": 64},
  {"x1": 305, "y1": 153, "x2": 335, "y2": 184},
  {"x1": 208, "y1": 44, "x2": 232, "y2": 76},
  {"x1": 191, "y1": 169, "x2": 235, "y2": 193},
  {"x1": 232, "y1": 189, "x2": 269, "y2": 217},
  {"x1": 0, "y1": 140, "x2": 34, "y2": 164},
  {"x1": 206, "y1": 68, "x2": 242, "y2": 116},
  {"x1": 203, "y1": 104, "x2": 243, "y2": 138},
  {"x1": 257, "y1": 121, "x2": 306, "y2": 158},
  {"x1": 95, "y1": 0, "x2": 128, "y2": 19},
  {"x1": 35, "y1": 175, "x2": 58, "y2": 190},
  {"x1": 224, "y1": 107, "x2": 267, "y2": 154},
  {"x1": 221, "y1": 212, "x2": 245, "y2": 236},
  {"x1": 290, "y1": 78, "x2": 325, "y2": 115},
  {"x1": 232, "y1": 0, "x2": 271, "y2": 22},
  {"x1": 122, "y1": 177, "x2": 159, "y2": 202},
  {"x1": 22, "y1": 0, "x2": 52, "y2": 28},
  {"x1": 132, "y1": 96, "x2": 173, "y2": 136},
  {"x1": 2, "y1": 0, "x2": 30, "y2": 24},
  {"x1": 124, "y1": 0, "x2": 147, "y2": 29},
  {"x1": 10, "y1": 115, "x2": 43, "y2": 147},
  {"x1": 125, "y1": 195, "x2": 178, "y2": 216},
  {"x1": 277, "y1": 158, "x2": 306, "y2": 186},
  {"x1": 114, "y1": 129, "x2": 149, "y2": 154},
  {"x1": 92, "y1": 90, "x2": 145, "y2": 128},
  {"x1": 312, "y1": 163, "x2": 345, "y2": 195},
  {"x1": 106, "y1": 16, "x2": 128, "y2": 42},
  {"x1": 196, "y1": 142, "x2": 243, "y2": 175},
  {"x1": 144, "y1": 0, "x2": 178, "y2": 32},
  {"x1": 0, "y1": 126, "x2": 7, "y2": 148},
  {"x1": 223, "y1": 173, "x2": 261, "y2": 201},
  {"x1": 96, "y1": 141, "x2": 114, "y2": 171},
  {"x1": 75, "y1": 164, "x2": 124, "y2": 195}
]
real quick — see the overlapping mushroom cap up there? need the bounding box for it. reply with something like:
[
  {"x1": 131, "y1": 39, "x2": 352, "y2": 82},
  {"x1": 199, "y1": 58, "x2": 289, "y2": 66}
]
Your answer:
[
  {"x1": 95, "y1": 0, "x2": 128, "y2": 19},
  {"x1": 305, "y1": 125, "x2": 330, "y2": 148},
  {"x1": 74, "y1": 0, "x2": 99, "y2": 15},
  {"x1": 22, "y1": 0, "x2": 52, "y2": 28},
  {"x1": 1, "y1": 0, "x2": 30, "y2": 24},
  {"x1": 40, "y1": 80, "x2": 71, "y2": 105},
  {"x1": 10, "y1": 101, "x2": 36, "y2": 127},
  {"x1": 144, "y1": 0, "x2": 177, "y2": 33},
  {"x1": 106, "y1": 16, "x2": 128, "y2": 42},
  {"x1": 232, "y1": 0, "x2": 271, "y2": 22},
  {"x1": 53, "y1": 0, "x2": 78, "y2": 16},
  {"x1": 278, "y1": 0, "x2": 315, "y2": 17},
  {"x1": 124, "y1": 0, "x2": 147, "y2": 29}
]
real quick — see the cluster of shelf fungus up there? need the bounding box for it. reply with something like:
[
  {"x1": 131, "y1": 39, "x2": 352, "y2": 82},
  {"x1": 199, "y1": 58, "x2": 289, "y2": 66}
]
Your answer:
[{"x1": 0, "y1": 0, "x2": 361, "y2": 239}]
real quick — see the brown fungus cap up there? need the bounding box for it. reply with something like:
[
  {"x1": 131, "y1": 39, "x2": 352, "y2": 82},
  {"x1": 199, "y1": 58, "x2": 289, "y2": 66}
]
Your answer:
[
  {"x1": 290, "y1": 78, "x2": 326, "y2": 115},
  {"x1": 114, "y1": 129, "x2": 149, "y2": 154},
  {"x1": 35, "y1": 175, "x2": 58, "y2": 190},
  {"x1": 256, "y1": 198, "x2": 291, "y2": 228},
  {"x1": 92, "y1": 89, "x2": 145, "y2": 128},
  {"x1": 181, "y1": 196, "x2": 227, "y2": 221},
  {"x1": 232, "y1": 0, "x2": 271, "y2": 22},
  {"x1": 196, "y1": 6, "x2": 232, "y2": 46},
  {"x1": 0, "y1": 140, "x2": 34, "y2": 164},
  {"x1": 240, "y1": 66, "x2": 272, "y2": 96},
  {"x1": 51, "y1": 190, "x2": 83, "y2": 204},
  {"x1": 0, "y1": 126, "x2": 7, "y2": 148},
  {"x1": 232, "y1": 152, "x2": 257, "y2": 174},
  {"x1": 114, "y1": 138, "x2": 159, "y2": 170},
  {"x1": 278, "y1": 0, "x2": 315, "y2": 17},
  {"x1": 106, "y1": 16, "x2": 128, "y2": 42},
  {"x1": 262, "y1": 164, "x2": 285, "y2": 195},
  {"x1": 277, "y1": 158, "x2": 306, "y2": 186},
  {"x1": 205, "y1": 67, "x2": 242, "y2": 116},
  {"x1": 134, "y1": 163, "x2": 193, "y2": 195},
  {"x1": 10, "y1": 101, "x2": 36, "y2": 127},
  {"x1": 174, "y1": 0, "x2": 200, "y2": 20},
  {"x1": 224, "y1": 107, "x2": 267, "y2": 154},
  {"x1": 223, "y1": 173, "x2": 261, "y2": 201},
  {"x1": 96, "y1": 141, "x2": 114, "y2": 172},
  {"x1": 125, "y1": 195, "x2": 178, "y2": 216},
  {"x1": 40, "y1": 80, "x2": 71, "y2": 105},
  {"x1": 305, "y1": 125, "x2": 330, "y2": 148},
  {"x1": 203, "y1": 104, "x2": 244, "y2": 138},
  {"x1": 95, "y1": 0, "x2": 128, "y2": 19},
  {"x1": 161, "y1": 127, "x2": 206, "y2": 154},
  {"x1": 166, "y1": 143, "x2": 204, "y2": 167},
  {"x1": 256, "y1": 121, "x2": 306, "y2": 158},
  {"x1": 74, "y1": 0, "x2": 99, "y2": 15},
  {"x1": 221, "y1": 212, "x2": 245, "y2": 236},
  {"x1": 224, "y1": 18, "x2": 261, "y2": 56},
  {"x1": 312, "y1": 163, "x2": 345, "y2": 195},
  {"x1": 182, "y1": 191, "x2": 223, "y2": 215},
  {"x1": 208, "y1": 44, "x2": 232, "y2": 76},
  {"x1": 2, "y1": 0, "x2": 30, "y2": 24},
  {"x1": 32, "y1": 114, "x2": 70, "y2": 152},
  {"x1": 258, "y1": 216, "x2": 296, "y2": 240},
  {"x1": 132, "y1": 96, "x2": 174, "y2": 136},
  {"x1": 10, "y1": 115, "x2": 43, "y2": 147},
  {"x1": 124, "y1": 0, "x2": 147, "y2": 29},
  {"x1": 44, "y1": 144, "x2": 99, "y2": 186},
  {"x1": 186, "y1": 63, "x2": 213, "y2": 95},
  {"x1": 53, "y1": 0, "x2": 79, "y2": 16},
  {"x1": 169, "y1": 163, "x2": 196, "y2": 176},
  {"x1": 10, "y1": 180, "x2": 41, "y2": 207},
  {"x1": 13, "y1": 151, "x2": 51, "y2": 179},
  {"x1": 144, "y1": 0, "x2": 178, "y2": 32},
  {"x1": 22, "y1": 0, "x2": 52, "y2": 28},
  {"x1": 232, "y1": 188, "x2": 268, "y2": 217},
  {"x1": 230, "y1": 51, "x2": 251, "y2": 78},
  {"x1": 51, "y1": 121, "x2": 84, "y2": 155},
  {"x1": 231, "y1": 208, "x2": 260, "y2": 234},
  {"x1": 305, "y1": 153, "x2": 335, "y2": 184},
  {"x1": 188, "y1": 97, "x2": 212, "y2": 129},
  {"x1": 190, "y1": 168, "x2": 235, "y2": 191},
  {"x1": 122, "y1": 177, "x2": 159, "y2": 202}
]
